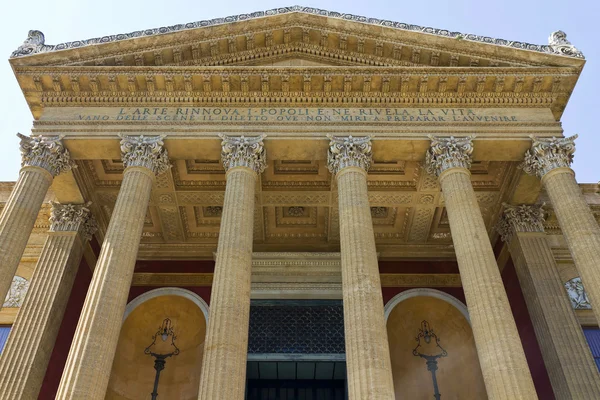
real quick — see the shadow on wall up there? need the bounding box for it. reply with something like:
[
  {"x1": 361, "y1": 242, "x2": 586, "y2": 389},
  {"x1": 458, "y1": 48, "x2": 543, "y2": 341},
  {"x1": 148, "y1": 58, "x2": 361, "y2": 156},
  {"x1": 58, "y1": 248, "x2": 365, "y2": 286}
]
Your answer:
[
  {"x1": 386, "y1": 289, "x2": 488, "y2": 400},
  {"x1": 105, "y1": 290, "x2": 207, "y2": 400}
]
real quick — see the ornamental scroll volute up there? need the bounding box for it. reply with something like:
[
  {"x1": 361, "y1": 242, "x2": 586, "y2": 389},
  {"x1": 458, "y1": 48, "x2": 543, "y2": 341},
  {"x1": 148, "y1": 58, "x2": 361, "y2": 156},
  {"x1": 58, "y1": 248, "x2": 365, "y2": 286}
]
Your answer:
[
  {"x1": 326, "y1": 135, "x2": 372, "y2": 175},
  {"x1": 521, "y1": 135, "x2": 577, "y2": 178},
  {"x1": 119, "y1": 134, "x2": 171, "y2": 175},
  {"x1": 496, "y1": 203, "x2": 546, "y2": 243},
  {"x1": 17, "y1": 133, "x2": 73, "y2": 177},
  {"x1": 50, "y1": 202, "x2": 98, "y2": 241},
  {"x1": 425, "y1": 135, "x2": 474, "y2": 177},
  {"x1": 219, "y1": 134, "x2": 267, "y2": 174}
]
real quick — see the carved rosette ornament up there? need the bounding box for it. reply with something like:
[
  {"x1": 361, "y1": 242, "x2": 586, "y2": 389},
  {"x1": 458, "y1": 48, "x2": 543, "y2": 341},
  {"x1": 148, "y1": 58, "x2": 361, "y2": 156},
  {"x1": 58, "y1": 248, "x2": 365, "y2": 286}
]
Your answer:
[
  {"x1": 17, "y1": 133, "x2": 73, "y2": 177},
  {"x1": 521, "y1": 135, "x2": 577, "y2": 178},
  {"x1": 548, "y1": 31, "x2": 584, "y2": 58},
  {"x1": 496, "y1": 203, "x2": 546, "y2": 243},
  {"x1": 425, "y1": 135, "x2": 474, "y2": 176},
  {"x1": 327, "y1": 135, "x2": 372, "y2": 175},
  {"x1": 50, "y1": 202, "x2": 98, "y2": 241},
  {"x1": 119, "y1": 134, "x2": 170, "y2": 175},
  {"x1": 219, "y1": 134, "x2": 267, "y2": 174}
]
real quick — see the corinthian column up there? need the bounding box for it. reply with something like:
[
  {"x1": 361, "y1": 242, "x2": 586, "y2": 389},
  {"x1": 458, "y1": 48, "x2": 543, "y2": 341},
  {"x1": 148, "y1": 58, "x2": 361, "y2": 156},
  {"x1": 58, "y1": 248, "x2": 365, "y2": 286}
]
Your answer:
[
  {"x1": 497, "y1": 204, "x2": 600, "y2": 399},
  {"x1": 522, "y1": 135, "x2": 600, "y2": 324},
  {"x1": 0, "y1": 134, "x2": 72, "y2": 304},
  {"x1": 198, "y1": 134, "x2": 266, "y2": 400},
  {"x1": 426, "y1": 136, "x2": 537, "y2": 400},
  {"x1": 327, "y1": 136, "x2": 395, "y2": 400},
  {"x1": 56, "y1": 135, "x2": 169, "y2": 400},
  {"x1": 0, "y1": 202, "x2": 97, "y2": 399}
]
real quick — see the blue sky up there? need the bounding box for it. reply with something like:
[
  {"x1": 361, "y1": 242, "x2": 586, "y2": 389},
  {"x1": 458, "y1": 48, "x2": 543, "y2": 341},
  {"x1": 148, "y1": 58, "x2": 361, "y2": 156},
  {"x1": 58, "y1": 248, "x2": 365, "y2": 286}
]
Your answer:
[{"x1": 0, "y1": 0, "x2": 598, "y2": 182}]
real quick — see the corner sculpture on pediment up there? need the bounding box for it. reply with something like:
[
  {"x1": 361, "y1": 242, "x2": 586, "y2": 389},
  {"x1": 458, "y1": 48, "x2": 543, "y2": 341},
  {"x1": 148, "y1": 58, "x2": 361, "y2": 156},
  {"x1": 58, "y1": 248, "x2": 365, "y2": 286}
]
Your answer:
[
  {"x1": 521, "y1": 134, "x2": 577, "y2": 178},
  {"x1": 9, "y1": 6, "x2": 584, "y2": 59},
  {"x1": 424, "y1": 135, "x2": 474, "y2": 176},
  {"x1": 219, "y1": 134, "x2": 267, "y2": 174},
  {"x1": 118, "y1": 134, "x2": 171, "y2": 175},
  {"x1": 549, "y1": 30, "x2": 584, "y2": 58},
  {"x1": 18, "y1": 133, "x2": 73, "y2": 177},
  {"x1": 326, "y1": 135, "x2": 372, "y2": 174},
  {"x1": 11, "y1": 30, "x2": 49, "y2": 57}
]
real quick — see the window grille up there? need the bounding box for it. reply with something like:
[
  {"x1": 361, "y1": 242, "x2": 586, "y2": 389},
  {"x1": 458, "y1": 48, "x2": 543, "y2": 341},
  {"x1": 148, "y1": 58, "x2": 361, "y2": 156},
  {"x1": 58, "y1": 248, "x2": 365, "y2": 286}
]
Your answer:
[{"x1": 248, "y1": 301, "x2": 345, "y2": 354}]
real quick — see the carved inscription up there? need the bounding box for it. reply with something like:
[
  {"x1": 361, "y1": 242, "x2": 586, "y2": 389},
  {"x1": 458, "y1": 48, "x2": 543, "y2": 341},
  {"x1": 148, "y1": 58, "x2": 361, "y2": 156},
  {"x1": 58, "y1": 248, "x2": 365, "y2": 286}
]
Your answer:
[{"x1": 41, "y1": 107, "x2": 553, "y2": 124}]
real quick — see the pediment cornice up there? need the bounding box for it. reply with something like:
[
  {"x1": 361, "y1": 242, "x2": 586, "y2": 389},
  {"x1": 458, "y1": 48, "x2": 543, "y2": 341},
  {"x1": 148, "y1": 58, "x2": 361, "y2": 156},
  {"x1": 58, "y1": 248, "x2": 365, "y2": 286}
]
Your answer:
[{"x1": 10, "y1": 8, "x2": 584, "y2": 69}]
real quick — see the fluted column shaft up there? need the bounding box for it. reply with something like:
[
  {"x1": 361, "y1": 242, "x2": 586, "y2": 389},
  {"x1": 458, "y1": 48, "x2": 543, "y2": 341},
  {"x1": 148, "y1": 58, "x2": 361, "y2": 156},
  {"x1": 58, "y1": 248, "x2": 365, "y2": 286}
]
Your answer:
[
  {"x1": 0, "y1": 167, "x2": 52, "y2": 302},
  {"x1": 544, "y1": 169, "x2": 600, "y2": 323},
  {"x1": 56, "y1": 135, "x2": 169, "y2": 400},
  {"x1": 198, "y1": 167, "x2": 256, "y2": 399},
  {"x1": 337, "y1": 168, "x2": 395, "y2": 399},
  {"x1": 427, "y1": 136, "x2": 537, "y2": 400},
  {"x1": 0, "y1": 134, "x2": 71, "y2": 304},
  {"x1": 498, "y1": 204, "x2": 600, "y2": 399},
  {"x1": 522, "y1": 135, "x2": 600, "y2": 324},
  {"x1": 0, "y1": 203, "x2": 96, "y2": 399},
  {"x1": 328, "y1": 136, "x2": 394, "y2": 400},
  {"x1": 198, "y1": 134, "x2": 266, "y2": 400}
]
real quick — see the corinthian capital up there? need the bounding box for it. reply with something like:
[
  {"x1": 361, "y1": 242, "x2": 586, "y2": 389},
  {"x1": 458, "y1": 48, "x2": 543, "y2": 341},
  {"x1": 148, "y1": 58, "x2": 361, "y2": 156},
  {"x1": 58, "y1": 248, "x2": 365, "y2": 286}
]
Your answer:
[
  {"x1": 18, "y1": 133, "x2": 73, "y2": 177},
  {"x1": 496, "y1": 203, "x2": 545, "y2": 243},
  {"x1": 119, "y1": 134, "x2": 170, "y2": 175},
  {"x1": 327, "y1": 135, "x2": 372, "y2": 175},
  {"x1": 521, "y1": 135, "x2": 577, "y2": 178},
  {"x1": 50, "y1": 202, "x2": 98, "y2": 241},
  {"x1": 219, "y1": 134, "x2": 267, "y2": 174},
  {"x1": 425, "y1": 135, "x2": 474, "y2": 177}
]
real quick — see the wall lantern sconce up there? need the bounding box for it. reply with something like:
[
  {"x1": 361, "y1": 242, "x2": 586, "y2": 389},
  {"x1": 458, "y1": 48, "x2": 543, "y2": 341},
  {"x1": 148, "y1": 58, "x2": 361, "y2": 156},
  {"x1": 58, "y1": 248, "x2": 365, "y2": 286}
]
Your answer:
[
  {"x1": 144, "y1": 318, "x2": 180, "y2": 400},
  {"x1": 413, "y1": 320, "x2": 448, "y2": 400}
]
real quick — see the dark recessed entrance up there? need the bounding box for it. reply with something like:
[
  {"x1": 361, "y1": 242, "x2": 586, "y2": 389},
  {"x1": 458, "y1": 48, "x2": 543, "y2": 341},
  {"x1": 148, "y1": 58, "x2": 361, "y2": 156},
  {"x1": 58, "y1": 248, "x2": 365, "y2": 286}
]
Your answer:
[
  {"x1": 246, "y1": 361, "x2": 346, "y2": 400},
  {"x1": 246, "y1": 301, "x2": 347, "y2": 400}
]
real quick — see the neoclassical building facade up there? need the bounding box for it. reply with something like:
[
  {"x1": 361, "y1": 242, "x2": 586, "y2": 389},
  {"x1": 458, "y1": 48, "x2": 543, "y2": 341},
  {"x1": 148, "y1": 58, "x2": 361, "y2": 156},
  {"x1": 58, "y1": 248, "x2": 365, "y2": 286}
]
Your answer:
[{"x1": 0, "y1": 6, "x2": 599, "y2": 400}]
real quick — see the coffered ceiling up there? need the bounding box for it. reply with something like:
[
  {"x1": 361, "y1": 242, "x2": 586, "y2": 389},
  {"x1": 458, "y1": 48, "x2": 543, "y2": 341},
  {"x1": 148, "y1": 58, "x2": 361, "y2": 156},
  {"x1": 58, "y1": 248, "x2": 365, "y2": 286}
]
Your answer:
[{"x1": 75, "y1": 157, "x2": 517, "y2": 260}]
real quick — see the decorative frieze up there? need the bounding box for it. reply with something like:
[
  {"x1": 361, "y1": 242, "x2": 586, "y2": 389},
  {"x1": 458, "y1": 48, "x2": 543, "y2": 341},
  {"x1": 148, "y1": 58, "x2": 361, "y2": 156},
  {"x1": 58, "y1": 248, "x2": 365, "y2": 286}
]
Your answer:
[
  {"x1": 327, "y1": 135, "x2": 372, "y2": 174},
  {"x1": 564, "y1": 277, "x2": 592, "y2": 310},
  {"x1": 17, "y1": 133, "x2": 72, "y2": 176},
  {"x1": 219, "y1": 134, "x2": 267, "y2": 174},
  {"x1": 50, "y1": 201, "x2": 98, "y2": 240},
  {"x1": 496, "y1": 203, "x2": 545, "y2": 243},
  {"x1": 119, "y1": 134, "x2": 170, "y2": 175},
  {"x1": 3, "y1": 276, "x2": 29, "y2": 308},
  {"x1": 521, "y1": 134, "x2": 577, "y2": 178},
  {"x1": 425, "y1": 135, "x2": 474, "y2": 176}
]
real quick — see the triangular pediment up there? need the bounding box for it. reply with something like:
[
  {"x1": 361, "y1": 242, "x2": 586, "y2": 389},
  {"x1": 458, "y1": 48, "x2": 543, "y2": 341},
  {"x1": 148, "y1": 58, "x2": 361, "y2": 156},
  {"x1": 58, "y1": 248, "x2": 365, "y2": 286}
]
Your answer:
[{"x1": 9, "y1": 6, "x2": 584, "y2": 69}]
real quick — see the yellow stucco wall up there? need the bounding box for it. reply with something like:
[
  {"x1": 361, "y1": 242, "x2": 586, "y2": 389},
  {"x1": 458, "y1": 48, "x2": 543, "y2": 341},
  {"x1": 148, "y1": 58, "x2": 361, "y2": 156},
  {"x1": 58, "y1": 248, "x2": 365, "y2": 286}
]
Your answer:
[
  {"x1": 387, "y1": 295, "x2": 488, "y2": 399},
  {"x1": 105, "y1": 295, "x2": 206, "y2": 400}
]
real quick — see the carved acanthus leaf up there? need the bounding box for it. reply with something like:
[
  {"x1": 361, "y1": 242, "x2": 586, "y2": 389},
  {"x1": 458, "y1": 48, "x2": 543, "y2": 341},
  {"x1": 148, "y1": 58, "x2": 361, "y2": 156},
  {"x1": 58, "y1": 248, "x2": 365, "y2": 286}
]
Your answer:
[
  {"x1": 219, "y1": 134, "x2": 267, "y2": 174},
  {"x1": 327, "y1": 135, "x2": 372, "y2": 174},
  {"x1": 119, "y1": 134, "x2": 171, "y2": 175},
  {"x1": 425, "y1": 135, "x2": 474, "y2": 176},
  {"x1": 548, "y1": 31, "x2": 584, "y2": 59},
  {"x1": 496, "y1": 203, "x2": 545, "y2": 243},
  {"x1": 50, "y1": 201, "x2": 98, "y2": 241},
  {"x1": 520, "y1": 135, "x2": 577, "y2": 178},
  {"x1": 17, "y1": 133, "x2": 73, "y2": 176}
]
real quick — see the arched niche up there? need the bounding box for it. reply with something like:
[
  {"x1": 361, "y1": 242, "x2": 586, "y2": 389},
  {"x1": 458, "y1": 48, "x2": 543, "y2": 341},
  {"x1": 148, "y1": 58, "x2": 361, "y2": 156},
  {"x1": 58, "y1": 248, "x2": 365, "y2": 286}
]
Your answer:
[
  {"x1": 384, "y1": 288, "x2": 487, "y2": 400},
  {"x1": 106, "y1": 288, "x2": 208, "y2": 400}
]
